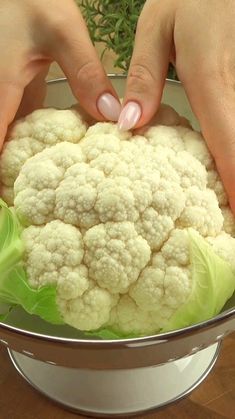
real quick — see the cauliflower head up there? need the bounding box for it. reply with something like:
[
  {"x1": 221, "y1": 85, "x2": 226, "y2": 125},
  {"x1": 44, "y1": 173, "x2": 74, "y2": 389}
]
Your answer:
[{"x1": 0, "y1": 104, "x2": 235, "y2": 337}]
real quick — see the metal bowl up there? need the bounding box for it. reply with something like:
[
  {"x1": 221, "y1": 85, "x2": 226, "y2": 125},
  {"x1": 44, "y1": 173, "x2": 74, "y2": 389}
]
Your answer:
[{"x1": 0, "y1": 77, "x2": 235, "y2": 417}]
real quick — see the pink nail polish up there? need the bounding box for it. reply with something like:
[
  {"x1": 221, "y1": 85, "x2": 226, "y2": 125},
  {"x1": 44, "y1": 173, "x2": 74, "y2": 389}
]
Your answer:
[
  {"x1": 97, "y1": 93, "x2": 121, "y2": 121},
  {"x1": 118, "y1": 102, "x2": 142, "y2": 131}
]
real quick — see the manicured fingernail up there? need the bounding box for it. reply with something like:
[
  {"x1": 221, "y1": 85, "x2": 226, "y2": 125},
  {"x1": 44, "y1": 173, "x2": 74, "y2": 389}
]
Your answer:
[
  {"x1": 97, "y1": 93, "x2": 121, "y2": 121},
  {"x1": 118, "y1": 102, "x2": 142, "y2": 131}
]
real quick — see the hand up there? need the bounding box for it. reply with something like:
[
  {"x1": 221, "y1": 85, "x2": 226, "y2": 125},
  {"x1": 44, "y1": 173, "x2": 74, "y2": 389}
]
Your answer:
[
  {"x1": 0, "y1": 0, "x2": 121, "y2": 149},
  {"x1": 119, "y1": 0, "x2": 235, "y2": 212}
]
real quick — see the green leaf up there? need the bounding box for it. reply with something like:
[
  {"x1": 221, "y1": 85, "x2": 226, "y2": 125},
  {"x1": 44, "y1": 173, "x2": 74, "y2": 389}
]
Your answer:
[
  {"x1": 0, "y1": 199, "x2": 64, "y2": 325},
  {"x1": 162, "y1": 229, "x2": 235, "y2": 332}
]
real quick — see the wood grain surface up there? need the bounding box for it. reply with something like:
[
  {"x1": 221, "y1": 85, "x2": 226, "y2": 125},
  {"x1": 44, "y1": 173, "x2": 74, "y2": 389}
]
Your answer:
[{"x1": 0, "y1": 333, "x2": 234, "y2": 419}]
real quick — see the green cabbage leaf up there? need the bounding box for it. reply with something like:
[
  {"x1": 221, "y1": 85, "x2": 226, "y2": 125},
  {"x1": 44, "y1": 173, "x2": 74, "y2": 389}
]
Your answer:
[
  {"x1": 0, "y1": 199, "x2": 64, "y2": 325},
  {"x1": 161, "y1": 229, "x2": 235, "y2": 332}
]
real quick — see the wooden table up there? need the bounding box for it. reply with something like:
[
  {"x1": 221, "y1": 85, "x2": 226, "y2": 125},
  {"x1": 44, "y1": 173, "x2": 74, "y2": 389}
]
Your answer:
[{"x1": 0, "y1": 333, "x2": 234, "y2": 419}]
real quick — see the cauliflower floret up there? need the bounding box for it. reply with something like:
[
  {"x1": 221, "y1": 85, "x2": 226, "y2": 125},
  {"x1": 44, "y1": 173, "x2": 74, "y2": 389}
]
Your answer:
[
  {"x1": 143, "y1": 126, "x2": 186, "y2": 152},
  {"x1": 22, "y1": 220, "x2": 85, "y2": 289},
  {"x1": 135, "y1": 104, "x2": 190, "y2": 136},
  {"x1": 110, "y1": 295, "x2": 161, "y2": 335},
  {"x1": 206, "y1": 232, "x2": 235, "y2": 272},
  {"x1": 85, "y1": 121, "x2": 132, "y2": 140},
  {"x1": 22, "y1": 220, "x2": 117, "y2": 331},
  {"x1": 84, "y1": 222, "x2": 151, "y2": 294},
  {"x1": 170, "y1": 151, "x2": 207, "y2": 189},
  {"x1": 136, "y1": 208, "x2": 174, "y2": 250},
  {"x1": 80, "y1": 133, "x2": 122, "y2": 161},
  {"x1": 57, "y1": 265, "x2": 89, "y2": 300},
  {"x1": 55, "y1": 163, "x2": 105, "y2": 229},
  {"x1": 0, "y1": 108, "x2": 87, "y2": 205},
  {"x1": 58, "y1": 285, "x2": 117, "y2": 331},
  {"x1": 177, "y1": 186, "x2": 223, "y2": 236},
  {"x1": 14, "y1": 143, "x2": 85, "y2": 225},
  {"x1": 183, "y1": 130, "x2": 214, "y2": 170},
  {"x1": 152, "y1": 179, "x2": 185, "y2": 220},
  {"x1": 160, "y1": 229, "x2": 190, "y2": 266},
  {"x1": 9, "y1": 108, "x2": 87, "y2": 144},
  {"x1": 130, "y1": 266, "x2": 191, "y2": 313},
  {"x1": 207, "y1": 167, "x2": 228, "y2": 206},
  {"x1": 127, "y1": 230, "x2": 192, "y2": 333},
  {"x1": 221, "y1": 206, "x2": 235, "y2": 237}
]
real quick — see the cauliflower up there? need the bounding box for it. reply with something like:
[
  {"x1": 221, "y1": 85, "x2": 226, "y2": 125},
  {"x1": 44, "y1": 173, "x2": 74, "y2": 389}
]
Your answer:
[
  {"x1": 0, "y1": 108, "x2": 87, "y2": 205},
  {"x1": 0, "y1": 104, "x2": 235, "y2": 337}
]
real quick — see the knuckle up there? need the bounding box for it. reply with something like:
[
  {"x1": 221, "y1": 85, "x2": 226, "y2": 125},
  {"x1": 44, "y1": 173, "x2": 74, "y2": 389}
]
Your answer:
[
  {"x1": 128, "y1": 63, "x2": 156, "y2": 94},
  {"x1": 76, "y1": 61, "x2": 104, "y2": 87}
]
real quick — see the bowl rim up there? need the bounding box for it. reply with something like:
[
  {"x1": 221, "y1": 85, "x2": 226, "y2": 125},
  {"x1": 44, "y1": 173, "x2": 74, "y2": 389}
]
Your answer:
[
  {"x1": 0, "y1": 75, "x2": 234, "y2": 347},
  {"x1": 0, "y1": 305, "x2": 234, "y2": 347},
  {"x1": 47, "y1": 73, "x2": 182, "y2": 86}
]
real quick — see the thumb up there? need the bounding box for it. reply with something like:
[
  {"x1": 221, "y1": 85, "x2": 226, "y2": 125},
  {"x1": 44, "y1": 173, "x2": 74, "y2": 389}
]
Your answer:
[
  {"x1": 118, "y1": 1, "x2": 174, "y2": 131},
  {"x1": 51, "y1": 5, "x2": 121, "y2": 122}
]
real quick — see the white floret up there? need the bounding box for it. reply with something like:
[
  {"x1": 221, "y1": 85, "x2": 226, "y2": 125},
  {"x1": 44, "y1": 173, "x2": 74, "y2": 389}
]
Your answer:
[
  {"x1": 10, "y1": 108, "x2": 87, "y2": 144},
  {"x1": 130, "y1": 265, "x2": 191, "y2": 313},
  {"x1": 183, "y1": 130, "x2": 214, "y2": 169},
  {"x1": 110, "y1": 295, "x2": 162, "y2": 335},
  {"x1": 80, "y1": 133, "x2": 121, "y2": 161},
  {"x1": 152, "y1": 179, "x2": 185, "y2": 220},
  {"x1": 55, "y1": 163, "x2": 105, "y2": 229},
  {"x1": 14, "y1": 143, "x2": 85, "y2": 225},
  {"x1": 221, "y1": 206, "x2": 235, "y2": 237},
  {"x1": 160, "y1": 229, "x2": 190, "y2": 266},
  {"x1": 58, "y1": 285, "x2": 118, "y2": 331},
  {"x1": 136, "y1": 208, "x2": 174, "y2": 250},
  {"x1": 207, "y1": 233, "x2": 235, "y2": 272},
  {"x1": 170, "y1": 151, "x2": 207, "y2": 189},
  {"x1": 177, "y1": 187, "x2": 223, "y2": 236},
  {"x1": 22, "y1": 220, "x2": 85, "y2": 289},
  {"x1": 0, "y1": 108, "x2": 87, "y2": 205},
  {"x1": 207, "y1": 168, "x2": 228, "y2": 206},
  {"x1": 85, "y1": 122, "x2": 132, "y2": 140},
  {"x1": 144, "y1": 125, "x2": 186, "y2": 152},
  {"x1": 84, "y1": 222, "x2": 151, "y2": 294},
  {"x1": 135, "y1": 104, "x2": 191, "y2": 136}
]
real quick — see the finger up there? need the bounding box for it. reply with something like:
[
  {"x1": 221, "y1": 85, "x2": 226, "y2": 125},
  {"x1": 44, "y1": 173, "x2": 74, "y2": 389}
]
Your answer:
[
  {"x1": 15, "y1": 65, "x2": 50, "y2": 120},
  {"x1": 0, "y1": 82, "x2": 23, "y2": 150},
  {"x1": 184, "y1": 76, "x2": 235, "y2": 213},
  {"x1": 118, "y1": 0, "x2": 175, "y2": 131},
  {"x1": 50, "y1": 6, "x2": 121, "y2": 122}
]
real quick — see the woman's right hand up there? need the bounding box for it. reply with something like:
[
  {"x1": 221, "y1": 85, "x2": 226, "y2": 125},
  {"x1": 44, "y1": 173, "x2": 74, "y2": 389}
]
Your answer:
[{"x1": 0, "y1": 0, "x2": 121, "y2": 149}]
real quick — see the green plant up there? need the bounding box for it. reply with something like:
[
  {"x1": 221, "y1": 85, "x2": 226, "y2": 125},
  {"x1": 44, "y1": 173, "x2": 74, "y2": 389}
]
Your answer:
[{"x1": 78, "y1": 0, "x2": 177, "y2": 79}]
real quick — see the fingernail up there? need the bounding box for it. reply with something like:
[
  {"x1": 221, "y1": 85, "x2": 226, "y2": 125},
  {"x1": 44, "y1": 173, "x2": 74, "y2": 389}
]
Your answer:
[
  {"x1": 97, "y1": 93, "x2": 121, "y2": 121},
  {"x1": 118, "y1": 101, "x2": 142, "y2": 131}
]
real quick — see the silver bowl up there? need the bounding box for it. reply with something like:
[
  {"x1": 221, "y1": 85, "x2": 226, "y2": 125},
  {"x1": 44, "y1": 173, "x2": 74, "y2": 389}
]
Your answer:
[{"x1": 0, "y1": 76, "x2": 235, "y2": 417}]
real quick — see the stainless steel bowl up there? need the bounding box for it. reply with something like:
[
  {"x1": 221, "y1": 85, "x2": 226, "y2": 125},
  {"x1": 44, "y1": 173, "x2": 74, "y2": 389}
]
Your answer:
[{"x1": 0, "y1": 77, "x2": 234, "y2": 417}]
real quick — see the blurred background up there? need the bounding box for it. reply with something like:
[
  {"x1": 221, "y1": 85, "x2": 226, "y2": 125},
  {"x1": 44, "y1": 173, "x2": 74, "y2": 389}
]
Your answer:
[{"x1": 48, "y1": 0, "x2": 177, "y2": 80}]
